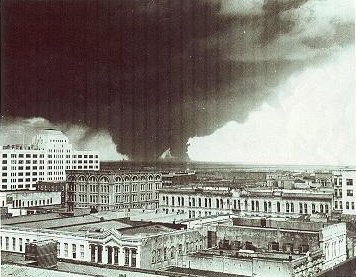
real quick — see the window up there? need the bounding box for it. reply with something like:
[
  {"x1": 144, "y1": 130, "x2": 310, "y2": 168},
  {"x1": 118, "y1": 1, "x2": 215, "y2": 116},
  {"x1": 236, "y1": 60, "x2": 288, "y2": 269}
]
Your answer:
[
  {"x1": 57, "y1": 242, "x2": 60, "y2": 256},
  {"x1": 277, "y1": 202, "x2": 281, "y2": 212},
  {"x1": 5, "y1": 237, "x2": 9, "y2": 250},
  {"x1": 72, "y1": 244, "x2": 76, "y2": 258},
  {"x1": 346, "y1": 202, "x2": 350, "y2": 209},
  {"x1": 64, "y1": 243, "x2": 68, "y2": 257},
  {"x1": 80, "y1": 245, "x2": 84, "y2": 259},
  {"x1": 152, "y1": 250, "x2": 156, "y2": 263},
  {"x1": 346, "y1": 179, "x2": 354, "y2": 186},
  {"x1": 131, "y1": 249, "x2": 137, "y2": 267},
  {"x1": 347, "y1": 190, "x2": 353, "y2": 196},
  {"x1": 352, "y1": 202, "x2": 355, "y2": 210},
  {"x1": 124, "y1": 248, "x2": 129, "y2": 266},
  {"x1": 163, "y1": 247, "x2": 167, "y2": 261},
  {"x1": 171, "y1": 246, "x2": 175, "y2": 259},
  {"x1": 312, "y1": 203, "x2": 316, "y2": 214},
  {"x1": 12, "y1": 237, "x2": 16, "y2": 251}
]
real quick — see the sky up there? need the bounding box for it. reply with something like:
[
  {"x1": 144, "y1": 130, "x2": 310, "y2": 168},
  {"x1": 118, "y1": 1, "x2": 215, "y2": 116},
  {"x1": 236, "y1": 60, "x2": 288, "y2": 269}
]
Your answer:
[{"x1": 1, "y1": 0, "x2": 355, "y2": 164}]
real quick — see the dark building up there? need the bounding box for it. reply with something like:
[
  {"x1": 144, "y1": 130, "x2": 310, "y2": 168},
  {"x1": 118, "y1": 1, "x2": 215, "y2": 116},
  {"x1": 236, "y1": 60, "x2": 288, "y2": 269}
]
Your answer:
[{"x1": 35, "y1": 182, "x2": 67, "y2": 208}]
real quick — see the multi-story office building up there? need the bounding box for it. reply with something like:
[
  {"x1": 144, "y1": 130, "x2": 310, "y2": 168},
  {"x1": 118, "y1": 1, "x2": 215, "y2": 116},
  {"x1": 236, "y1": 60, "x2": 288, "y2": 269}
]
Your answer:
[
  {"x1": 66, "y1": 170, "x2": 162, "y2": 211},
  {"x1": 0, "y1": 129, "x2": 100, "y2": 191},
  {"x1": 159, "y1": 185, "x2": 334, "y2": 218}
]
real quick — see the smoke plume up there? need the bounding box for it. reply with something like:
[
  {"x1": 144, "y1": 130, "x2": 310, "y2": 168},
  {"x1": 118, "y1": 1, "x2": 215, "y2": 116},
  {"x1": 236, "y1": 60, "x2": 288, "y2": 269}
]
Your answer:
[{"x1": 2, "y1": 0, "x2": 354, "y2": 161}]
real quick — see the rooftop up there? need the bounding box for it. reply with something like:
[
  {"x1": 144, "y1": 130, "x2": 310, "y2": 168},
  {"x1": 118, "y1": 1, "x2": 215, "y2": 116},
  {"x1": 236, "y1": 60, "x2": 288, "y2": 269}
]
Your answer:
[
  {"x1": 2, "y1": 252, "x2": 204, "y2": 277},
  {"x1": 192, "y1": 249, "x2": 305, "y2": 262}
]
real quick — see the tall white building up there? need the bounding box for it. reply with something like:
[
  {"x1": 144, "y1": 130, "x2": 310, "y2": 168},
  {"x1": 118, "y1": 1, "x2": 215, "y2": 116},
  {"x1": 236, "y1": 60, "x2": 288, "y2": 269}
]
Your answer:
[{"x1": 1, "y1": 129, "x2": 100, "y2": 191}]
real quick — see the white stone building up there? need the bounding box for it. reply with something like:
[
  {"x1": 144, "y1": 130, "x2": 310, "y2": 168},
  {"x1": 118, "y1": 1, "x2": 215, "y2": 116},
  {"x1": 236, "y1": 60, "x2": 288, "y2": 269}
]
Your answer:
[
  {"x1": 0, "y1": 190, "x2": 61, "y2": 216},
  {"x1": 0, "y1": 217, "x2": 206, "y2": 270},
  {"x1": 0, "y1": 129, "x2": 100, "y2": 191}
]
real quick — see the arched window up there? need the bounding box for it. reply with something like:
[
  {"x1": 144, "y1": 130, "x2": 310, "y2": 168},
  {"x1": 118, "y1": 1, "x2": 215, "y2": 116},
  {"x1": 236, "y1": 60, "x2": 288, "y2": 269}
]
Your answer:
[
  {"x1": 89, "y1": 176, "x2": 96, "y2": 182},
  {"x1": 100, "y1": 176, "x2": 109, "y2": 183},
  {"x1": 115, "y1": 176, "x2": 122, "y2": 183},
  {"x1": 78, "y1": 175, "x2": 85, "y2": 182}
]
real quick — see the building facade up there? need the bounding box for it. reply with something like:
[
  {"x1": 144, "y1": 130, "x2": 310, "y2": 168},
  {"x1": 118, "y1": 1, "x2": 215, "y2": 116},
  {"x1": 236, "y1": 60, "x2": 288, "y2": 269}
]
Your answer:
[
  {"x1": 159, "y1": 185, "x2": 334, "y2": 218},
  {"x1": 195, "y1": 217, "x2": 346, "y2": 275},
  {"x1": 0, "y1": 190, "x2": 61, "y2": 216},
  {"x1": 66, "y1": 170, "x2": 162, "y2": 211},
  {"x1": 340, "y1": 171, "x2": 356, "y2": 215},
  {"x1": 1, "y1": 129, "x2": 100, "y2": 191},
  {"x1": 0, "y1": 221, "x2": 205, "y2": 270}
]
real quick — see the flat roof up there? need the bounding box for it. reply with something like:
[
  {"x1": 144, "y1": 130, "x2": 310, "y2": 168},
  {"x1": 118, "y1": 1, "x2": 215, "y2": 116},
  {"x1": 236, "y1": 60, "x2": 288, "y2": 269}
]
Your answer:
[
  {"x1": 3, "y1": 214, "x2": 104, "y2": 229},
  {"x1": 1, "y1": 252, "x2": 195, "y2": 277},
  {"x1": 193, "y1": 249, "x2": 304, "y2": 262},
  {"x1": 167, "y1": 267, "x2": 248, "y2": 277},
  {"x1": 1, "y1": 264, "x2": 91, "y2": 277},
  {"x1": 55, "y1": 220, "x2": 132, "y2": 232},
  {"x1": 120, "y1": 224, "x2": 180, "y2": 236}
]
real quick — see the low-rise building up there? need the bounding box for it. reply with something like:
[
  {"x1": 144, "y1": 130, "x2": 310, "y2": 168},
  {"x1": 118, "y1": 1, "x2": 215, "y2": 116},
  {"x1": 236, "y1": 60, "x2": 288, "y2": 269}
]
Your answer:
[
  {"x1": 159, "y1": 185, "x2": 334, "y2": 218},
  {"x1": 0, "y1": 214, "x2": 205, "y2": 270},
  {"x1": 0, "y1": 190, "x2": 61, "y2": 217},
  {"x1": 179, "y1": 216, "x2": 347, "y2": 276}
]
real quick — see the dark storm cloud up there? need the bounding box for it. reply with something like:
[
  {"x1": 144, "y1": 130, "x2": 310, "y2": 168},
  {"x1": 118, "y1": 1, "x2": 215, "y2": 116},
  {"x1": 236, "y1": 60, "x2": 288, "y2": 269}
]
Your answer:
[{"x1": 2, "y1": 0, "x2": 354, "y2": 161}]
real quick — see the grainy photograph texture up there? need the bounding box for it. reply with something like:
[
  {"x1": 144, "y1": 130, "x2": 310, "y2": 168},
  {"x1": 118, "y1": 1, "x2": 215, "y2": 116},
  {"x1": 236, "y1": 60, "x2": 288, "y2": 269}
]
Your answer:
[{"x1": 0, "y1": 1, "x2": 355, "y2": 277}]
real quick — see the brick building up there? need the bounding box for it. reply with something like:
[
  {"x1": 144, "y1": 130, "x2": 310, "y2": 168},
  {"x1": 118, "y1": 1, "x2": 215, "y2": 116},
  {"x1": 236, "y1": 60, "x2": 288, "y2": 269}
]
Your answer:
[{"x1": 66, "y1": 170, "x2": 162, "y2": 212}]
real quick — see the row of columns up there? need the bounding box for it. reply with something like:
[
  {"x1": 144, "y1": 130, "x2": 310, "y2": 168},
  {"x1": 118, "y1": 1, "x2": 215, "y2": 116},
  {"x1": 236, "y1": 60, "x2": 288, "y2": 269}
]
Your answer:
[{"x1": 90, "y1": 244, "x2": 138, "y2": 267}]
